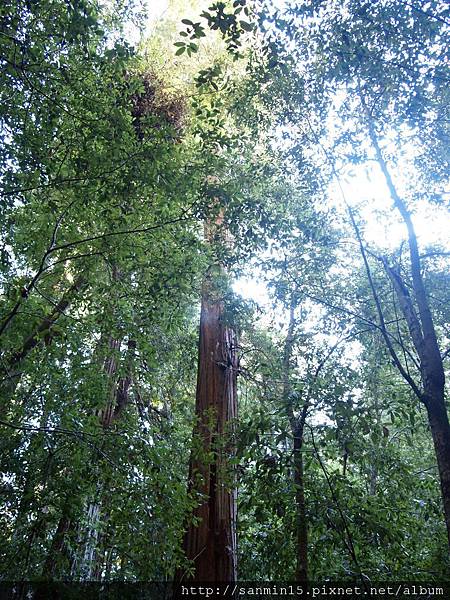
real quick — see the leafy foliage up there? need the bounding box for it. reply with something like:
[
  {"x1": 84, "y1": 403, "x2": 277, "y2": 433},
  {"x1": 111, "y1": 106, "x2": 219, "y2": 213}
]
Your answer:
[{"x1": 0, "y1": 0, "x2": 449, "y2": 583}]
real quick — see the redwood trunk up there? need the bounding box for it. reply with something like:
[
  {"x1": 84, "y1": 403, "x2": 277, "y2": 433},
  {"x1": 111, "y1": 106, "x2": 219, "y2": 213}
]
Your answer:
[{"x1": 182, "y1": 277, "x2": 238, "y2": 581}]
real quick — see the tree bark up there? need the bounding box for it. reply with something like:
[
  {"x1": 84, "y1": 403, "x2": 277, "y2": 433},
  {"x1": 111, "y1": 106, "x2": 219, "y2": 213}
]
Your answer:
[
  {"x1": 425, "y1": 394, "x2": 450, "y2": 549},
  {"x1": 181, "y1": 273, "x2": 238, "y2": 581}
]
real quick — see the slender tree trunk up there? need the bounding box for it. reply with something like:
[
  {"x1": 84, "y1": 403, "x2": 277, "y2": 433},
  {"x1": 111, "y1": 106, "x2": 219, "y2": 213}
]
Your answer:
[
  {"x1": 283, "y1": 298, "x2": 308, "y2": 582},
  {"x1": 361, "y1": 102, "x2": 450, "y2": 549},
  {"x1": 426, "y1": 394, "x2": 450, "y2": 549},
  {"x1": 181, "y1": 272, "x2": 238, "y2": 581},
  {"x1": 293, "y1": 423, "x2": 308, "y2": 581}
]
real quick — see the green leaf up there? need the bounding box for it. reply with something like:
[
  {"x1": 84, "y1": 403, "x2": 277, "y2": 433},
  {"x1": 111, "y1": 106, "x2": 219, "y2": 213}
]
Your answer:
[{"x1": 239, "y1": 20, "x2": 253, "y2": 31}]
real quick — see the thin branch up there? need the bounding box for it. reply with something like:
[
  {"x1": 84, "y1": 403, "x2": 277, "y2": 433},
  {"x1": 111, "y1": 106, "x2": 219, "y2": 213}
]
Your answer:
[
  {"x1": 360, "y1": 94, "x2": 443, "y2": 381},
  {"x1": 396, "y1": 0, "x2": 450, "y2": 26},
  {"x1": 0, "y1": 418, "x2": 119, "y2": 438},
  {"x1": 48, "y1": 213, "x2": 193, "y2": 255},
  {"x1": 382, "y1": 258, "x2": 425, "y2": 361},
  {"x1": 304, "y1": 113, "x2": 424, "y2": 401},
  {"x1": 349, "y1": 208, "x2": 423, "y2": 400},
  {"x1": 391, "y1": 282, "x2": 419, "y2": 377},
  {"x1": 0, "y1": 213, "x2": 193, "y2": 337},
  {"x1": 420, "y1": 251, "x2": 450, "y2": 260}
]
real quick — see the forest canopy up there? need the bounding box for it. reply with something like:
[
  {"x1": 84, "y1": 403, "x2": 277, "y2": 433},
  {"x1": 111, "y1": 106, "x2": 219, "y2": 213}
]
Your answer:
[{"x1": 0, "y1": 0, "x2": 449, "y2": 590}]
